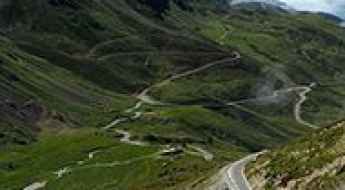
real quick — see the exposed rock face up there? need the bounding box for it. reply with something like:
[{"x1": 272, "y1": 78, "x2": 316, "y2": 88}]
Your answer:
[
  {"x1": 0, "y1": 99, "x2": 45, "y2": 145},
  {"x1": 0, "y1": 98, "x2": 71, "y2": 145},
  {"x1": 0, "y1": 99, "x2": 44, "y2": 125}
]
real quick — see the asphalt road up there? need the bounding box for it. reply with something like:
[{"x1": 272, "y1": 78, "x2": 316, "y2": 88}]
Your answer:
[{"x1": 225, "y1": 153, "x2": 261, "y2": 190}]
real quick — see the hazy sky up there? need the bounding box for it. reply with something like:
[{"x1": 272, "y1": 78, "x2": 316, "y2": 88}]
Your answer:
[{"x1": 280, "y1": 0, "x2": 345, "y2": 19}]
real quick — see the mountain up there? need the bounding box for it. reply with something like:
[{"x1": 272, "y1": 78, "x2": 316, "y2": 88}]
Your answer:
[
  {"x1": 316, "y1": 12, "x2": 344, "y2": 23},
  {"x1": 341, "y1": 22, "x2": 345, "y2": 28},
  {"x1": 0, "y1": 0, "x2": 345, "y2": 189},
  {"x1": 247, "y1": 120, "x2": 345, "y2": 190},
  {"x1": 230, "y1": 0, "x2": 295, "y2": 12},
  {"x1": 230, "y1": 0, "x2": 345, "y2": 26}
]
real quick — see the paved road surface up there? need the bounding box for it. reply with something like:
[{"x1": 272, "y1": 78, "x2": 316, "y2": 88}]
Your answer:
[{"x1": 225, "y1": 153, "x2": 263, "y2": 190}]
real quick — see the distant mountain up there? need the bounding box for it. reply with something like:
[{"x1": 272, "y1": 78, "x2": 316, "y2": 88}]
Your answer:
[
  {"x1": 230, "y1": 0, "x2": 345, "y2": 28},
  {"x1": 300, "y1": 11, "x2": 345, "y2": 27},
  {"x1": 230, "y1": 0, "x2": 295, "y2": 12},
  {"x1": 341, "y1": 22, "x2": 345, "y2": 28},
  {"x1": 316, "y1": 12, "x2": 344, "y2": 23}
]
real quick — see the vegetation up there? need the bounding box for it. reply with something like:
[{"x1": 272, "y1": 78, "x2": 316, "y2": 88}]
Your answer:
[
  {"x1": 0, "y1": 0, "x2": 345, "y2": 189},
  {"x1": 0, "y1": 127, "x2": 245, "y2": 190},
  {"x1": 247, "y1": 121, "x2": 345, "y2": 190}
]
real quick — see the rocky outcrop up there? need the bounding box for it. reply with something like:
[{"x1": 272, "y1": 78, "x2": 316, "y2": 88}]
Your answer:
[{"x1": 0, "y1": 99, "x2": 44, "y2": 126}]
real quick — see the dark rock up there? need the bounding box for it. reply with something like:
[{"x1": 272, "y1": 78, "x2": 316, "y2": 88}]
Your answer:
[{"x1": 51, "y1": 111, "x2": 66, "y2": 123}]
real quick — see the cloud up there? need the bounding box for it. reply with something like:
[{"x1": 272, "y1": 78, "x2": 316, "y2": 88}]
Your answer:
[{"x1": 280, "y1": 0, "x2": 345, "y2": 19}]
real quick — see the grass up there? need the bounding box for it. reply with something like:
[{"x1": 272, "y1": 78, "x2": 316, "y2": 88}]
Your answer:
[
  {"x1": 248, "y1": 121, "x2": 345, "y2": 189},
  {"x1": 1, "y1": 0, "x2": 345, "y2": 189},
  {"x1": 0, "y1": 127, "x2": 244, "y2": 190}
]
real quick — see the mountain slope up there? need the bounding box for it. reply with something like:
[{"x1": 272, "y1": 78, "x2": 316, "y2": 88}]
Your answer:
[
  {"x1": 247, "y1": 120, "x2": 345, "y2": 190},
  {"x1": 161, "y1": 3, "x2": 345, "y2": 126},
  {"x1": 0, "y1": 0, "x2": 316, "y2": 150},
  {"x1": 0, "y1": 35, "x2": 132, "y2": 145},
  {"x1": 1, "y1": 0, "x2": 345, "y2": 189},
  {"x1": 0, "y1": 0, "x2": 231, "y2": 143}
]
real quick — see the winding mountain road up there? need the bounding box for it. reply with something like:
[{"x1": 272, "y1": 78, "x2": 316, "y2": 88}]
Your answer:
[
  {"x1": 23, "y1": 43, "x2": 320, "y2": 190},
  {"x1": 212, "y1": 83, "x2": 317, "y2": 190},
  {"x1": 103, "y1": 52, "x2": 240, "y2": 131},
  {"x1": 206, "y1": 152, "x2": 264, "y2": 190},
  {"x1": 22, "y1": 53, "x2": 240, "y2": 190},
  {"x1": 227, "y1": 82, "x2": 317, "y2": 128},
  {"x1": 137, "y1": 52, "x2": 240, "y2": 104},
  {"x1": 294, "y1": 83, "x2": 317, "y2": 128},
  {"x1": 115, "y1": 129, "x2": 147, "y2": 146}
]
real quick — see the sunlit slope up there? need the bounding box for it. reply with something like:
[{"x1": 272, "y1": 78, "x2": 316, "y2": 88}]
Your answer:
[{"x1": 248, "y1": 120, "x2": 345, "y2": 190}]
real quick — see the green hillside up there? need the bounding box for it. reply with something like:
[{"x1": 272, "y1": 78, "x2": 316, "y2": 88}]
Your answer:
[
  {"x1": 247, "y1": 120, "x2": 345, "y2": 190},
  {"x1": 1, "y1": 0, "x2": 345, "y2": 189}
]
